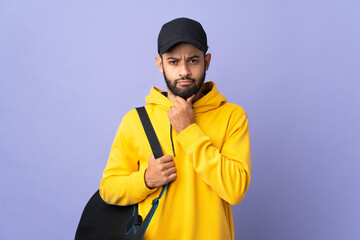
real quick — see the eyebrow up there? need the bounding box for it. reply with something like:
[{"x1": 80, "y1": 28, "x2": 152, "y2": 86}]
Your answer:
[{"x1": 166, "y1": 55, "x2": 200, "y2": 61}]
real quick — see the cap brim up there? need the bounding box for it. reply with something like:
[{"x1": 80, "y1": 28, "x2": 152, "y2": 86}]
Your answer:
[{"x1": 159, "y1": 38, "x2": 207, "y2": 54}]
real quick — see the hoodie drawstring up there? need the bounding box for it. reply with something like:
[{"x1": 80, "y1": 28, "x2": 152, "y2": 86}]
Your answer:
[{"x1": 170, "y1": 124, "x2": 176, "y2": 157}]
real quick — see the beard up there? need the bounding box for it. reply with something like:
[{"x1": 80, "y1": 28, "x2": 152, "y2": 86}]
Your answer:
[{"x1": 163, "y1": 70, "x2": 206, "y2": 100}]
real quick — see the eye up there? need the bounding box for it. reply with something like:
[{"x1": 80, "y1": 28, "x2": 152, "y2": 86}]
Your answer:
[
  {"x1": 189, "y1": 59, "x2": 199, "y2": 64},
  {"x1": 169, "y1": 60, "x2": 177, "y2": 65}
]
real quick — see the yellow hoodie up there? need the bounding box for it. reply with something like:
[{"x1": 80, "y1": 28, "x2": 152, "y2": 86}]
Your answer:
[{"x1": 100, "y1": 81, "x2": 251, "y2": 240}]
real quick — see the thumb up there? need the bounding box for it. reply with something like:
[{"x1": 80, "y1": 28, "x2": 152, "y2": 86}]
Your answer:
[{"x1": 186, "y1": 94, "x2": 195, "y2": 104}]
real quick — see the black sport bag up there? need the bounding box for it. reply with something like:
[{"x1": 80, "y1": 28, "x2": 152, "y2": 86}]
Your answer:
[{"x1": 75, "y1": 107, "x2": 168, "y2": 240}]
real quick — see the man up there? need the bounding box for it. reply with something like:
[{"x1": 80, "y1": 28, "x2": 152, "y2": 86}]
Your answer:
[{"x1": 100, "y1": 17, "x2": 251, "y2": 240}]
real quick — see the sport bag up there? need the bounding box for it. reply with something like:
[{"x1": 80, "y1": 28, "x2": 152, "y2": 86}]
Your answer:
[{"x1": 75, "y1": 107, "x2": 168, "y2": 240}]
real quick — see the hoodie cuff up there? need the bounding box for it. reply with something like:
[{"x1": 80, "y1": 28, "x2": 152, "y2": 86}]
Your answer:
[
  {"x1": 131, "y1": 167, "x2": 158, "y2": 198},
  {"x1": 176, "y1": 123, "x2": 209, "y2": 154}
]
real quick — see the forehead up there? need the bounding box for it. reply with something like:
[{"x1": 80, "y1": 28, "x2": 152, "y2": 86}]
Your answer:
[{"x1": 163, "y1": 43, "x2": 204, "y2": 57}]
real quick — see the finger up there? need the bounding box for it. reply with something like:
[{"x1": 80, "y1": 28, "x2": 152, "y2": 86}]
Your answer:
[
  {"x1": 168, "y1": 105, "x2": 175, "y2": 113},
  {"x1": 148, "y1": 154, "x2": 155, "y2": 161},
  {"x1": 168, "y1": 104, "x2": 179, "y2": 113},
  {"x1": 172, "y1": 97, "x2": 180, "y2": 105},
  {"x1": 170, "y1": 105, "x2": 178, "y2": 111},
  {"x1": 186, "y1": 94, "x2": 195, "y2": 104},
  {"x1": 166, "y1": 167, "x2": 177, "y2": 175},
  {"x1": 175, "y1": 96, "x2": 187, "y2": 105},
  {"x1": 161, "y1": 161, "x2": 175, "y2": 170},
  {"x1": 167, "y1": 173, "x2": 177, "y2": 183},
  {"x1": 158, "y1": 155, "x2": 173, "y2": 163}
]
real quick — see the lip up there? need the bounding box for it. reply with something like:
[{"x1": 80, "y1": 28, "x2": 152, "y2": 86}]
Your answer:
[{"x1": 177, "y1": 80, "x2": 194, "y2": 86}]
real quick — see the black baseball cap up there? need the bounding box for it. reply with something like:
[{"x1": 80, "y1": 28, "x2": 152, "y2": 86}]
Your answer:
[{"x1": 157, "y1": 17, "x2": 208, "y2": 55}]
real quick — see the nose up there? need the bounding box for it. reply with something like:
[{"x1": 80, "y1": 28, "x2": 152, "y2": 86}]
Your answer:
[{"x1": 179, "y1": 62, "x2": 191, "y2": 78}]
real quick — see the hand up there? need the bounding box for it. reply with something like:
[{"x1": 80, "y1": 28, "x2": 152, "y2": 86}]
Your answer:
[
  {"x1": 168, "y1": 95, "x2": 195, "y2": 133},
  {"x1": 145, "y1": 154, "x2": 177, "y2": 189}
]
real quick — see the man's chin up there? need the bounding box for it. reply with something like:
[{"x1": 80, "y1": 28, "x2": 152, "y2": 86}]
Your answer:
[{"x1": 175, "y1": 91, "x2": 196, "y2": 99}]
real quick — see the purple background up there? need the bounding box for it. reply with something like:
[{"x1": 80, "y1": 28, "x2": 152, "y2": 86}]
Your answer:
[{"x1": 1, "y1": 1, "x2": 359, "y2": 239}]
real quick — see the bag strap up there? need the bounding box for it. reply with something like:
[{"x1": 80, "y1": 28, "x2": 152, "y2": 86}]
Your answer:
[
  {"x1": 136, "y1": 107, "x2": 163, "y2": 159},
  {"x1": 131, "y1": 106, "x2": 168, "y2": 240},
  {"x1": 136, "y1": 106, "x2": 168, "y2": 205},
  {"x1": 136, "y1": 106, "x2": 168, "y2": 202}
]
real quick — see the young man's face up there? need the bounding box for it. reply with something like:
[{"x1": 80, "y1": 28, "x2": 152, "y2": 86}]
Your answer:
[{"x1": 155, "y1": 43, "x2": 211, "y2": 99}]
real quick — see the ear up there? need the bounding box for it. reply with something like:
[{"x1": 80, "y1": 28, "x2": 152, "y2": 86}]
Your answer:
[
  {"x1": 204, "y1": 53, "x2": 211, "y2": 71},
  {"x1": 155, "y1": 56, "x2": 163, "y2": 73}
]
